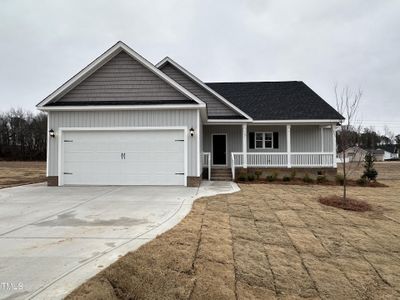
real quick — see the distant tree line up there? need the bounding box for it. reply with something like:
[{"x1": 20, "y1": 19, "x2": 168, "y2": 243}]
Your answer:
[
  {"x1": 0, "y1": 108, "x2": 47, "y2": 160},
  {"x1": 337, "y1": 126, "x2": 400, "y2": 153}
]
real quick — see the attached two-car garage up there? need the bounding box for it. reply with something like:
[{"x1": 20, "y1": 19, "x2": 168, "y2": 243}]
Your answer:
[{"x1": 59, "y1": 129, "x2": 186, "y2": 186}]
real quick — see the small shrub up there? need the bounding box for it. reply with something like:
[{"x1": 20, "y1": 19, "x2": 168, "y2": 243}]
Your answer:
[
  {"x1": 254, "y1": 170, "x2": 262, "y2": 180},
  {"x1": 266, "y1": 174, "x2": 276, "y2": 182},
  {"x1": 238, "y1": 173, "x2": 247, "y2": 181},
  {"x1": 303, "y1": 173, "x2": 314, "y2": 183},
  {"x1": 317, "y1": 170, "x2": 324, "y2": 176},
  {"x1": 362, "y1": 152, "x2": 378, "y2": 182},
  {"x1": 335, "y1": 174, "x2": 345, "y2": 185},
  {"x1": 290, "y1": 170, "x2": 297, "y2": 180},
  {"x1": 316, "y1": 175, "x2": 327, "y2": 184},
  {"x1": 282, "y1": 175, "x2": 291, "y2": 182},
  {"x1": 247, "y1": 173, "x2": 255, "y2": 181},
  {"x1": 356, "y1": 177, "x2": 367, "y2": 186}
]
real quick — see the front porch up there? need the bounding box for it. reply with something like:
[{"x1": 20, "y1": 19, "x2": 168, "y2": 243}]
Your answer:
[{"x1": 202, "y1": 123, "x2": 337, "y2": 180}]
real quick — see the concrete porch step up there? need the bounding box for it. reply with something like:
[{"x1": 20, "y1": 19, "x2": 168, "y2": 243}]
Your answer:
[
  {"x1": 209, "y1": 168, "x2": 232, "y2": 181},
  {"x1": 211, "y1": 169, "x2": 232, "y2": 174},
  {"x1": 211, "y1": 177, "x2": 233, "y2": 181},
  {"x1": 211, "y1": 172, "x2": 232, "y2": 176}
]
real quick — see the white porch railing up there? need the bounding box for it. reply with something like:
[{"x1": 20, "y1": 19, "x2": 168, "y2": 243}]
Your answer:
[
  {"x1": 203, "y1": 152, "x2": 211, "y2": 180},
  {"x1": 231, "y1": 152, "x2": 336, "y2": 179},
  {"x1": 291, "y1": 153, "x2": 334, "y2": 167}
]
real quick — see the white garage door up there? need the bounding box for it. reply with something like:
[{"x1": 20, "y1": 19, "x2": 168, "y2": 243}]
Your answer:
[{"x1": 61, "y1": 130, "x2": 185, "y2": 186}]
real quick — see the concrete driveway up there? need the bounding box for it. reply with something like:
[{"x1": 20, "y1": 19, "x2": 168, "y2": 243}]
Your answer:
[{"x1": 0, "y1": 182, "x2": 238, "y2": 299}]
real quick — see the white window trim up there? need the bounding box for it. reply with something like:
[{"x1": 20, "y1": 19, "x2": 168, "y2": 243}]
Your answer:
[{"x1": 255, "y1": 132, "x2": 273, "y2": 149}]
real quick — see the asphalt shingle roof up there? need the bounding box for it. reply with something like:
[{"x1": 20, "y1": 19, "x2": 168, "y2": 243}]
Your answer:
[{"x1": 206, "y1": 81, "x2": 344, "y2": 120}]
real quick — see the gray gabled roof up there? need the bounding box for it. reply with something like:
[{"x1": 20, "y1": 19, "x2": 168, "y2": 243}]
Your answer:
[{"x1": 206, "y1": 81, "x2": 344, "y2": 121}]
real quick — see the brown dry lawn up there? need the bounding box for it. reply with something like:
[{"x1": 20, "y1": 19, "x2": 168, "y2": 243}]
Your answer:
[
  {"x1": 338, "y1": 161, "x2": 400, "y2": 181},
  {"x1": 68, "y1": 162, "x2": 400, "y2": 300},
  {"x1": 0, "y1": 161, "x2": 46, "y2": 188}
]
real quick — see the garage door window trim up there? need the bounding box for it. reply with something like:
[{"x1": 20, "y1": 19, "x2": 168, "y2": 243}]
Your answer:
[{"x1": 57, "y1": 126, "x2": 189, "y2": 187}]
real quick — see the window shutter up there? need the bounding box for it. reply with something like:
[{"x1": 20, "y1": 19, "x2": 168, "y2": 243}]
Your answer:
[
  {"x1": 249, "y1": 132, "x2": 255, "y2": 149},
  {"x1": 273, "y1": 132, "x2": 279, "y2": 149}
]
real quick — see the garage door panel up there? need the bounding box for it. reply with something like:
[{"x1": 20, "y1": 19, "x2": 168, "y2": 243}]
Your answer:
[
  {"x1": 124, "y1": 151, "x2": 183, "y2": 162},
  {"x1": 123, "y1": 165, "x2": 183, "y2": 174},
  {"x1": 64, "y1": 161, "x2": 122, "y2": 171},
  {"x1": 122, "y1": 174, "x2": 184, "y2": 185},
  {"x1": 123, "y1": 142, "x2": 183, "y2": 152},
  {"x1": 62, "y1": 130, "x2": 185, "y2": 186},
  {"x1": 64, "y1": 152, "x2": 121, "y2": 162},
  {"x1": 64, "y1": 133, "x2": 123, "y2": 151}
]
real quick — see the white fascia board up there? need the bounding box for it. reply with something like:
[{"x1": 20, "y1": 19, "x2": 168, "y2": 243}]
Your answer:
[
  {"x1": 205, "y1": 120, "x2": 251, "y2": 125},
  {"x1": 38, "y1": 104, "x2": 205, "y2": 112},
  {"x1": 58, "y1": 126, "x2": 188, "y2": 131},
  {"x1": 205, "y1": 119, "x2": 340, "y2": 125},
  {"x1": 156, "y1": 57, "x2": 252, "y2": 120},
  {"x1": 207, "y1": 119, "x2": 253, "y2": 124},
  {"x1": 252, "y1": 119, "x2": 341, "y2": 125},
  {"x1": 37, "y1": 41, "x2": 205, "y2": 107}
]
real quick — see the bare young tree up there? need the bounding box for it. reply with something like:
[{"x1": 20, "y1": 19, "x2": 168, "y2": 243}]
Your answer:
[{"x1": 335, "y1": 84, "x2": 362, "y2": 201}]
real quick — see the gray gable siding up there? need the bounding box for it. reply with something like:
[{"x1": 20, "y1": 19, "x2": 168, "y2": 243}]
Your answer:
[
  {"x1": 159, "y1": 63, "x2": 240, "y2": 117},
  {"x1": 55, "y1": 51, "x2": 190, "y2": 103}
]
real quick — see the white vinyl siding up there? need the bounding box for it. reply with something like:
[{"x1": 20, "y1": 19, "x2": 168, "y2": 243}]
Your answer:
[
  {"x1": 203, "y1": 125, "x2": 242, "y2": 167},
  {"x1": 48, "y1": 110, "x2": 199, "y2": 177},
  {"x1": 323, "y1": 127, "x2": 333, "y2": 152}
]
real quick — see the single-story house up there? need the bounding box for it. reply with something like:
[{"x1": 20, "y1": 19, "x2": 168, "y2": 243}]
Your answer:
[
  {"x1": 370, "y1": 148, "x2": 398, "y2": 161},
  {"x1": 384, "y1": 150, "x2": 399, "y2": 160},
  {"x1": 37, "y1": 41, "x2": 344, "y2": 187},
  {"x1": 337, "y1": 146, "x2": 368, "y2": 163},
  {"x1": 337, "y1": 147, "x2": 398, "y2": 163}
]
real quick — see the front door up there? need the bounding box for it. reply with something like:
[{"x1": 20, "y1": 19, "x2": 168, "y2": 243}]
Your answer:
[{"x1": 212, "y1": 134, "x2": 227, "y2": 165}]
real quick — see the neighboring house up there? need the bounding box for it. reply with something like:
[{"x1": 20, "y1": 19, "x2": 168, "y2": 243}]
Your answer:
[
  {"x1": 370, "y1": 149, "x2": 398, "y2": 161},
  {"x1": 370, "y1": 149, "x2": 385, "y2": 161},
  {"x1": 337, "y1": 147, "x2": 368, "y2": 163},
  {"x1": 37, "y1": 41, "x2": 344, "y2": 187},
  {"x1": 379, "y1": 145, "x2": 399, "y2": 160},
  {"x1": 337, "y1": 147, "x2": 398, "y2": 163},
  {"x1": 385, "y1": 150, "x2": 399, "y2": 160}
]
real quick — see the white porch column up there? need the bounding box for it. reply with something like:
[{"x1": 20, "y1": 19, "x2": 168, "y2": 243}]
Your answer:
[
  {"x1": 286, "y1": 125, "x2": 291, "y2": 168},
  {"x1": 242, "y1": 124, "x2": 247, "y2": 168},
  {"x1": 320, "y1": 126, "x2": 324, "y2": 152},
  {"x1": 332, "y1": 124, "x2": 337, "y2": 168}
]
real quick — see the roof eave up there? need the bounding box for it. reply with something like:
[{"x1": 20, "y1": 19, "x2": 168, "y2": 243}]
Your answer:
[{"x1": 38, "y1": 103, "x2": 206, "y2": 112}]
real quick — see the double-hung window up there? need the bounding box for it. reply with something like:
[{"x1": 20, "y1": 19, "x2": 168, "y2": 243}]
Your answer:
[{"x1": 255, "y1": 132, "x2": 273, "y2": 149}]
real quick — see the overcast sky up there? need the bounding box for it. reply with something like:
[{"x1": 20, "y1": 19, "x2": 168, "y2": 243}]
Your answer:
[{"x1": 1, "y1": 0, "x2": 399, "y2": 133}]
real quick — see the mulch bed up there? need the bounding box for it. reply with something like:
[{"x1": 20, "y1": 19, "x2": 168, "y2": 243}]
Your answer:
[
  {"x1": 319, "y1": 196, "x2": 372, "y2": 212},
  {"x1": 236, "y1": 179, "x2": 387, "y2": 187}
]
